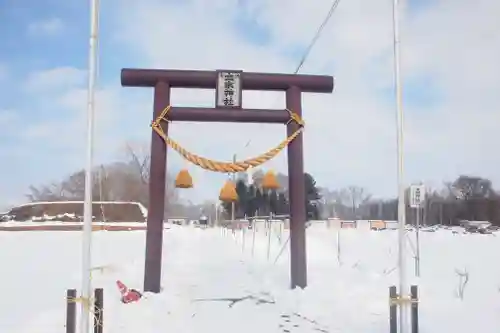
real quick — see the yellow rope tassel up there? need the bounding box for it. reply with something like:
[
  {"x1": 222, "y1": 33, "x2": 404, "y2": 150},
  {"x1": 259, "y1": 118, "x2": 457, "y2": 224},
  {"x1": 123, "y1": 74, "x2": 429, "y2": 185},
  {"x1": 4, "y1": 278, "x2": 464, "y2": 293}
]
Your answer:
[
  {"x1": 151, "y1": 106, "x2": 305, "y2": 173},
  {"x1": 67, "y1": 296, "x2": 102, "y2": 327}
]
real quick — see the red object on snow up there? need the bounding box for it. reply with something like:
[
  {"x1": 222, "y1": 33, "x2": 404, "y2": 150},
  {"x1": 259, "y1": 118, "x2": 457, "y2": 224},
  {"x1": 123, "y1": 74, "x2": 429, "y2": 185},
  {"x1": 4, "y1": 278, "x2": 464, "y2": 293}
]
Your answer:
[{"x1": 116, "y1": 280, "x2": 142, "y2": 304}]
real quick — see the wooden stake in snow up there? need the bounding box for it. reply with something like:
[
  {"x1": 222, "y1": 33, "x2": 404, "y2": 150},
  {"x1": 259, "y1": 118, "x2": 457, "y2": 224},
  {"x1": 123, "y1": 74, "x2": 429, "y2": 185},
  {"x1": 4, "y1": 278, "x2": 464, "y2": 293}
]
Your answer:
[
  {"x1": 267, "y1": 214, "x2": 273, "y2": 260},
  {"x1": 251, "y1": 219, "x2": 257, "y2": 257}
]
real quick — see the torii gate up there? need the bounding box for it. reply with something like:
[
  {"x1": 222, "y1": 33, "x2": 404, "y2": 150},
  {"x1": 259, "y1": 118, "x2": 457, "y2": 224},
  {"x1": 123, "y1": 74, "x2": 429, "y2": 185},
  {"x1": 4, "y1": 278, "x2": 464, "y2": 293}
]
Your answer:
[{"x1": 121, "y1": 68, "x2": 334, "y2": 293}]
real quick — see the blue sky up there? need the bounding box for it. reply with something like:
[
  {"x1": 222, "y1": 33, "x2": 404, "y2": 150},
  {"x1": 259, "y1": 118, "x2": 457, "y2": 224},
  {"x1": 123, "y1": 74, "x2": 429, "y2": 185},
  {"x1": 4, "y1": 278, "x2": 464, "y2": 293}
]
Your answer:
[
  {"x1": 0, "y1": 0, "x2": 437, "y2": 119},
  {"x1": 0, "y1": 0, "x2": 135, "y2": 207},
  {"x1": 1, "y1": 1, "x2": 87, "y2": 76},
  {"x1": 0, "y1": 0, "x2": 497, "y2": 208},
  {"x1": 0, "y1": 0, "x2": 439, "y2": 207}
]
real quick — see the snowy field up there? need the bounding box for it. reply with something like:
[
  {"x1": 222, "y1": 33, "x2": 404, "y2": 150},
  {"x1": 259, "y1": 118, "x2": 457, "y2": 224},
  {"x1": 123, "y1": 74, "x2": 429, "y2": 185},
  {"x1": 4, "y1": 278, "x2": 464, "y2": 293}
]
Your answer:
[{"x1": 1, "y1": 223, "x2": 499, "y2": 332}]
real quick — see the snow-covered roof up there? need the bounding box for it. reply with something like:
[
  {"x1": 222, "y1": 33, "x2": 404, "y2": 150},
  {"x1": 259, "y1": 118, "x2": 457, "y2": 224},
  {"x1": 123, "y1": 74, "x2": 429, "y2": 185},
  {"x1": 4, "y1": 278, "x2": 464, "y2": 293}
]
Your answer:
[{"x1": 2, "y1": 201, "x2": 147, "y2": 223}]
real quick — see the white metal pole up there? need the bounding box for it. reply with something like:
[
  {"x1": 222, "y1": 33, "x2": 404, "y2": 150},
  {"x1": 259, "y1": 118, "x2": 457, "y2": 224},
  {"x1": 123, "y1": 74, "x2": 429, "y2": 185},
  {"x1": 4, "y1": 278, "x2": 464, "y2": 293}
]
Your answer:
[
  {"x1": 215, "y1": 203, "x2": 218, "y2": 226},
  {"x1": 81, "y1": 0, "x2": 99, "y2": 332},
  {"x1": 416, "y1": 206, "x2": 421, "y2": 277},
  {"x1": 336, "y1": 229, "x2": 341, "y2": 265},
  {"x1": 278, "y1": 221, "x2": 283, "y2": 244},
  {"x1": 251, "y1": 220, "x2": 257, "y2": 257},
  {"x1": 231, "y1": 154, "x2": 236, "y2": 222},
  {"x1": 242, "y1": 215, "x2": 246, "y2": 252},
  {"x1": 266, "y1": 216, "x2": 272, "y2": 261},
  {"x1": 392, "y1": 0, "x2": 410, "y2": 332}
]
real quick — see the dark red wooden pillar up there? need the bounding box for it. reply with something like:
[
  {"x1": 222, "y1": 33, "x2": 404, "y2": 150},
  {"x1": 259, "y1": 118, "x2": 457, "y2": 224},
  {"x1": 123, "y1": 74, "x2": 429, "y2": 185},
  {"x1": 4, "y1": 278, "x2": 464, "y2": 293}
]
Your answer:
[
  {"x1": 144, "y1": 80, "x2": 170, "y2": 293},
  {"x1": 286, "y1": 85, "x2": 307, "y2": 289}
]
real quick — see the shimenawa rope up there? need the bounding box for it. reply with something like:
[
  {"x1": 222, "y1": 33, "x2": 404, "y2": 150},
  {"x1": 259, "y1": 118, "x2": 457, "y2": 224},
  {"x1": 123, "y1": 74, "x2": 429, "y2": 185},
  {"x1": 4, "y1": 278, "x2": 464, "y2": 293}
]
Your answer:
[{"x1": 151, "y1": 106, "x2": 304, "y2": 173}]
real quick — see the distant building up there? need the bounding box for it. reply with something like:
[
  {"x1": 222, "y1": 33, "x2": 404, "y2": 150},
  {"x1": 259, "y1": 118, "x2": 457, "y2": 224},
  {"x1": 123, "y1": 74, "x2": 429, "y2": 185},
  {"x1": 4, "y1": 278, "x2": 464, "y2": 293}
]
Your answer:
[
  {"x1": 369, "y1": 220, "x2": 386, "y2": 230},
  {"x1": 459, "y1": 220, "x2": 491, "y2": 229},
  {"x1": 384, "y1": 220, "x2": 399, "y2": 230},
  {"x1": 340, "y1": 220, "x2": 357, "y2": 229},
  {"x1": 167, "y1": 217, "x2": 188, "y2": 225}
]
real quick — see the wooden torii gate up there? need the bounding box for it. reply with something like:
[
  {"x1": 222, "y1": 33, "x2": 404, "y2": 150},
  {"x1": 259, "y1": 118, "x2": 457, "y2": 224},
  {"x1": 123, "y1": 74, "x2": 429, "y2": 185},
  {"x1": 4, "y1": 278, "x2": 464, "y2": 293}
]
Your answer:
[{"x1": 121, "y1": 68, "x2": 334, "y2": 292}]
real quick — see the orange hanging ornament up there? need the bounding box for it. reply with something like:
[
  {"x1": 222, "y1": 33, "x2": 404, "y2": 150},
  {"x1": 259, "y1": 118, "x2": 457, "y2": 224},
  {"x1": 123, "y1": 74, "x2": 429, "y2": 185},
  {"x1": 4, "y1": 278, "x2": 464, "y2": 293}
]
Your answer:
[
  {"x1": 175, "y1": 169, "x2": 193, "y2": 189},
  {"x1": 219, "y1": 180, "x2": 238, "y2": 202},
  {"x1": 262, "y1": 170, "x2": 280, "y2": 190}
]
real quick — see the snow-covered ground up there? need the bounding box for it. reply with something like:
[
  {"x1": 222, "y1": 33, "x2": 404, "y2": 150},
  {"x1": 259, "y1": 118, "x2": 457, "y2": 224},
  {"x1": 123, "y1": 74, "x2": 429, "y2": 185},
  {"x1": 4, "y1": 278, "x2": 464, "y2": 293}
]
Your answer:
[{"x1": 1, "y1": 223, "x2": 499, "y2": 332}]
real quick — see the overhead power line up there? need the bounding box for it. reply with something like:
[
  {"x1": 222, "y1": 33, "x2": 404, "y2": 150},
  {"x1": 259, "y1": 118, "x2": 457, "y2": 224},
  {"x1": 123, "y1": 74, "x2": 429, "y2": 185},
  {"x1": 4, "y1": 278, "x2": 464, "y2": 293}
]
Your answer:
[
  {"x1": 242, "y1": 0, "x2": 342, "y2": 150},
  {"x1": 293, "y1": 0, "x2": 343, "y2": 74}
]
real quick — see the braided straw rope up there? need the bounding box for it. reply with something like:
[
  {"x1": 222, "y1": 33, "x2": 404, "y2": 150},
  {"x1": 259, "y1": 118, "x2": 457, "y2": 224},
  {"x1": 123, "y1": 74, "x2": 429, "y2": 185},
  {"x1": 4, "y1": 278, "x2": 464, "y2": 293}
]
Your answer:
[{"x1": 151, "y1": 106, "x2": 304, "y2": 173}]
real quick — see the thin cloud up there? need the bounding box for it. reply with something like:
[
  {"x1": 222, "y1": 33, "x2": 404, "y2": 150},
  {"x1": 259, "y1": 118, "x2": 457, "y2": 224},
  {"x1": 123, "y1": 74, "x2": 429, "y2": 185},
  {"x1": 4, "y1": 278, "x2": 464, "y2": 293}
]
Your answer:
[
  {"x1": 24, "y1": 67, "x2": 86, "y2": 93},
  {"x1": 27, "y1": 17, "x2": 64, "y2": 36}
]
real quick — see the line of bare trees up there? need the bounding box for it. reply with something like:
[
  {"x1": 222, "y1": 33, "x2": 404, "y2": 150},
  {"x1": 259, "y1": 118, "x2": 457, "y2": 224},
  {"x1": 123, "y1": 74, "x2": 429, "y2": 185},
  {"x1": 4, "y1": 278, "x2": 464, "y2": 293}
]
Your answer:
[
  {"x1": 321, "y1": 176, "x2": 500, "y2": 226},
  {"x1": 25, "y1": 143, "x2": 500, "y2": 226},
  {"x1": 319, "y1": 186, "x2": 372, "y2": 220}
]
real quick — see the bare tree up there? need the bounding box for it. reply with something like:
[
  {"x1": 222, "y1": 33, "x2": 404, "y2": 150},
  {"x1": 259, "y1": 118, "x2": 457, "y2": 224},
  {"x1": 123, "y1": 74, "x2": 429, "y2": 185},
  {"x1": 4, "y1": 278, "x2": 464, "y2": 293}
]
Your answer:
[
  {"x1": 123, "y1": 142, "x2": 150, "y2": 185},
  {"x1": 318, "y1": 188, "x2": 350, "y2": 219},
  {"x1": 27, "y1": 170, "x2": 102, "y2": 202},
  {"x1": 342, "y1": 186, "x2": 372, "y2": 219},
  {"x1": 122, "y1": 142, "x2": 179, "y2": 208},
  {"x1": 27, "y1": 142, "x2": 178, "y2": 211}
]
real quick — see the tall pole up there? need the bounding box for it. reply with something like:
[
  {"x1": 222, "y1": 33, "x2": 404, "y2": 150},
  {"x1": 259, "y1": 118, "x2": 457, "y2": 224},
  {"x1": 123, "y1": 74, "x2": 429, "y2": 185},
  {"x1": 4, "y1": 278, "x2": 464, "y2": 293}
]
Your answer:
[
  {"x1": 230, "y1": 140, "x2": 251, "y2": 222},
  {"x1": 231, "y1": 154, "x2": 236, "y2": 221},
  {"x1": 392, "y1": 0, "x2": 410, "y2": 332},
  {"x1": 415, "y1": 206, "x2": 421, "y2": 277},
  {"x1": 215, "y1": 202, "x2": 219, "y2": 226},
  {"x1": 81, "y1": 0, "x2": 99, "y2": 332}
]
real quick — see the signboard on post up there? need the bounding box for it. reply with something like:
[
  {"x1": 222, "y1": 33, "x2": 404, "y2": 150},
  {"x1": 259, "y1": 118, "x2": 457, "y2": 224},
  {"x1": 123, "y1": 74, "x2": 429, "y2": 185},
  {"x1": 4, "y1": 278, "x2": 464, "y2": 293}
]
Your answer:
[
  {"x1": 215, "y1": 70, "x2": 242, "y2": 108},
  {"x1": 410, "y1": 183, "x2": 425, "y2": 278},
  {"x1": 409, "y1": 184, "x2": 425, "y2": 208}
]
